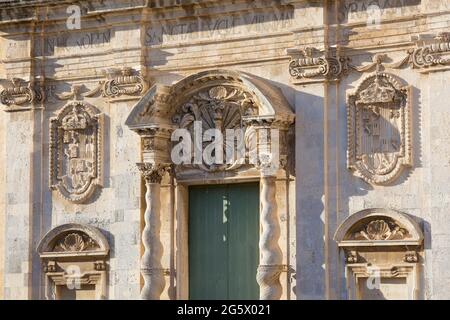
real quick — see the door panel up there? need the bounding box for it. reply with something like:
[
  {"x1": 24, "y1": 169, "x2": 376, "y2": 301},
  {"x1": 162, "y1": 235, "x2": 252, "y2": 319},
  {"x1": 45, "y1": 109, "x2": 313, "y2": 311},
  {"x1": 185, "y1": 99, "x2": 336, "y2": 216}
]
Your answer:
[{"x1": 189, "y1": 183, "x2": 259, "y2": 300}]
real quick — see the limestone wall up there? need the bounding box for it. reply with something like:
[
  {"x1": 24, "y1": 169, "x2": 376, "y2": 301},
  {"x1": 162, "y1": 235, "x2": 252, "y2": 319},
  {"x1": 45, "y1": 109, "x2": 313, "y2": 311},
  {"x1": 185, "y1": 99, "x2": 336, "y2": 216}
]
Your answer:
[{"x1": 0, "y1": 0, "x2": 449, "y2": 300}]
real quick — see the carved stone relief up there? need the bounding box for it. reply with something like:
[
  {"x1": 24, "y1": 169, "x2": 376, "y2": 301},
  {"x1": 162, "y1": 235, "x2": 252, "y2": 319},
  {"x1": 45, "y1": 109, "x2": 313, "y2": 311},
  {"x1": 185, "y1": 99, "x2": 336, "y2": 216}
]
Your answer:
[
  {"x1": 334, "y1": 209, "x2": 423, "y2": 300},
  {"x1": 37, "y1": 224, "x2": 109, "y2": 300},
  {"x1": 50, "y1": 101, "x2": 103, "y2": 203},
  {"x1": 0, "y1": 78, "x2": 44, "y2": 111},
  {"x1": 53, "y1": 232, "x2": 100, "y2": 252},
  {"x1": 172, "y1": 85, "x2": 259, "y2": 172},
  {"x1": 347, "y1": 72, "x2": 411, "y2": 185},
  {"x1": 350, "y1": 219, "x2": 409, "y2": 241},
  {"x1": 102, "y1": 67, "x2": 148, "y2": 98},
  {"x1": 287, "y1": 33, "x2": 450, "y2": 83},
  {"x1": 410, "y1": 32, "x2": 450, "y2": 69},
  {"x1": 287, "y1": 47, "x2": 349, "y2": 82}
]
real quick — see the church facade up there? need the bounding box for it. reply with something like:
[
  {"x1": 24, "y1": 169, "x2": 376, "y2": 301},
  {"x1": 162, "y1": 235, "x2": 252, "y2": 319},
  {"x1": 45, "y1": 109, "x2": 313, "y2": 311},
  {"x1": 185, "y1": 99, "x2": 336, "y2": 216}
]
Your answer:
[{"x1": 0, "y1": 0, "x2": 449, "y2": 300}]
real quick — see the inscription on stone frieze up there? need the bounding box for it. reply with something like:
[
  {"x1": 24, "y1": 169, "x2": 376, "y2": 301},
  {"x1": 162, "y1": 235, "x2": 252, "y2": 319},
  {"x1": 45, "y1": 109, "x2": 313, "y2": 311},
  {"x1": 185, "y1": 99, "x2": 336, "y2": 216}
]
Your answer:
[
  {"x1": 145, "y1": 10, "x2": 294, "y2": 45},
  {"x1": 34, "y1": 30, "x2": 112, "y2": 56},
  {"x1": 339, "y1": 0, "x2": 421, "y2": 23}
]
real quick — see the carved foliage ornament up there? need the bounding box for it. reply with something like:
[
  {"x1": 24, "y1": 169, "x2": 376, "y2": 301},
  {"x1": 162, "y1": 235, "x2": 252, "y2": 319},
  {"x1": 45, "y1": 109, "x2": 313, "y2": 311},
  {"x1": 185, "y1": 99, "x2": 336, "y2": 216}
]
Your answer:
[
  {"x1": 172, "y1": 85, "x2": 259, "y2": 172},
  {"x1": 347, "y1": 72, "x2": 411, "y2": 185},
  {"x1": 50, "y1": 101, "x2": 103, "y2": 203},
  {"x1": 137, "y1": 163, "x2": 171, "y2": 184}
]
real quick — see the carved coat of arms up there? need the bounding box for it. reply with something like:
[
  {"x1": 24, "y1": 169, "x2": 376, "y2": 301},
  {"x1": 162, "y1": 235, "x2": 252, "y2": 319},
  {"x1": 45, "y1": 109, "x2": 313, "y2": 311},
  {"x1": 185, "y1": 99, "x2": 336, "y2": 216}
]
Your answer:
[
  {"x1": 347, "y1": 72, "x2": 412, "y2": 185},
  {"x1": 50, "y1": 101, "x2": 103, "y2": 203}
]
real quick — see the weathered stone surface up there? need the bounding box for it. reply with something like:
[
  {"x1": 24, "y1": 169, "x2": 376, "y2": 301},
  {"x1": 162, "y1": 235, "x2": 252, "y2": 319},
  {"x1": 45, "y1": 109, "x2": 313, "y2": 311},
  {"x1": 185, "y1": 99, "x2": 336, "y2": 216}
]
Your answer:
[{"x1": 0, "y1": 0, "x2": 449, "y2": 300}]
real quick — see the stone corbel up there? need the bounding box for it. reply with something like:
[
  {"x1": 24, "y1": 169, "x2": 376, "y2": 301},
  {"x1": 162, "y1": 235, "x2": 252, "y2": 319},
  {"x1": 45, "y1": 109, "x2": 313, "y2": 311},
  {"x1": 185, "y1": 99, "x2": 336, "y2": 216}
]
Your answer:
[
  {"x1": 287, "y1": 47, "x2": 349, "y2": 84},
  {"x1": 101, "y1": 67, "x2": 148, "y2": 100},
  {"x1": 409, "y1": 32, "x2": 450, "y2": 70},
  {"x1": 0, "y1": 78, "x2": 44, "y2": 112}
]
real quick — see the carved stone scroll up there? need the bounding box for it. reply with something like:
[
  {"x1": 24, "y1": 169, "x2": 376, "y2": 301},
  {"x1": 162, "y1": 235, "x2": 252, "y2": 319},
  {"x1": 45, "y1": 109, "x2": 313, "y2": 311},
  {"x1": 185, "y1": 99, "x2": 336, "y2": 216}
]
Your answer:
[
  {"x1": 50, "y1": 101, "x2": 103, "y2": 203},
  {"x1": 410, "y1": 32, "x2": 450, "y2": 69},
  {"x1": 102, "y1": 67, "x2": 148, "y2": 98},
  {"x1": 287, "y1": 47, "x2": 349, "y2": 82},
  {"x1": 0, "y1": 78, "x2": 43, "y2": 111},
  {"x1": 347, "y1": 72, "x2": 411, "y2": 185},
  {"x1": 137, "y1": 163, "x2": 171, "y2": 300}
]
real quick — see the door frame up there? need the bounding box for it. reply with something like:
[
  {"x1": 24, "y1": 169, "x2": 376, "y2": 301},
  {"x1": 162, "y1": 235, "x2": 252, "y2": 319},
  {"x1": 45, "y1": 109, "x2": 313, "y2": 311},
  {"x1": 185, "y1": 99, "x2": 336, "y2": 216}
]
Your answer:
[
  {"x1": 174, "y1": 170, "x2": 291, "y2": 300},
  {"x1": 175, "y1": 173, "x2": 260, "y2": 300}
]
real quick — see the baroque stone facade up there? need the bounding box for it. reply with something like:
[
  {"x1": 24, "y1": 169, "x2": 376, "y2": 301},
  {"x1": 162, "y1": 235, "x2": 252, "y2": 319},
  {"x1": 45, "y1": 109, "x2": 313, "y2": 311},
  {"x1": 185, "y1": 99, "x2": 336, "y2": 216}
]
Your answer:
[{"x1": 0, "y1": 0, "x2": 449, "y2": 300}]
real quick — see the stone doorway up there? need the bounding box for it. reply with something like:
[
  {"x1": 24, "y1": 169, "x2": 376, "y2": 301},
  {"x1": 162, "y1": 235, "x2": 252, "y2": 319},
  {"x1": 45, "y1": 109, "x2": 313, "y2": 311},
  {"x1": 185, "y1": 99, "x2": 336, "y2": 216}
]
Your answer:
[{"x1": 126, "y1": 69, "x2": 296, "y2": 300}]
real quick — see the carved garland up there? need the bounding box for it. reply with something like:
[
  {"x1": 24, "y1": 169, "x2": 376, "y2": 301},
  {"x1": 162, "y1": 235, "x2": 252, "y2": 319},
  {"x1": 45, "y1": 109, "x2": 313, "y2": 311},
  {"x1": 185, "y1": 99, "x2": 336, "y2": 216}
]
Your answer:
[
  {"x1": 49, "y1": 101, "x2": 103, "y2": 203},
  {"x1": 347, "y1": 72, "x2": 412, "y2": 185}
]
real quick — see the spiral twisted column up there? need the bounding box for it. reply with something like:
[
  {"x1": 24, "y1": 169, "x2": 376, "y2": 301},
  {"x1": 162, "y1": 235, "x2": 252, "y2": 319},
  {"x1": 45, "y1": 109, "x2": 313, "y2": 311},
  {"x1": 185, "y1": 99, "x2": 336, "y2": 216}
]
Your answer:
[
  {"x1": 137, "y1": 163, "x2": 171, "y2": 300},
  {"x1": 257, "y1": 174, "x2": 283, "y2": 300}
]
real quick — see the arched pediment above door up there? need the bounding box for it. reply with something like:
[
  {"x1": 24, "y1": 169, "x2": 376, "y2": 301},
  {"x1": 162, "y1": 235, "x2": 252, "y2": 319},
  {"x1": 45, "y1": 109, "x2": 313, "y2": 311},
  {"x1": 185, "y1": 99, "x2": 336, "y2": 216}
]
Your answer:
[
  {"x1": 126, "y1": 69, "x2": 295, "y2": 174},
  {"x1": 125, "y1": 69, "x2": 295, "y2": 131}
]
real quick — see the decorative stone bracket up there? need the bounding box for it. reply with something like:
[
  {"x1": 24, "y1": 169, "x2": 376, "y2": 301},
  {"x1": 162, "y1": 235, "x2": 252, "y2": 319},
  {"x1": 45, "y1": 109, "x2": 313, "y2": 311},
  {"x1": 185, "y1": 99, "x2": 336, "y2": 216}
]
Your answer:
[
  {"x1": 287, "y1": 47, "x2": 349, "y2": 83},
  {"x1": 287, "y1": 32, "x2": 450, "y2": 83},
  {"x1": 1, "y1": 67, "x2": 148, "y2": 111},
  {"x1": 0, "y1": 78, "x2": 44, "y2": 111},
  {"x1": 126, "y1": 69, "x2": 295, "y2": 300}
]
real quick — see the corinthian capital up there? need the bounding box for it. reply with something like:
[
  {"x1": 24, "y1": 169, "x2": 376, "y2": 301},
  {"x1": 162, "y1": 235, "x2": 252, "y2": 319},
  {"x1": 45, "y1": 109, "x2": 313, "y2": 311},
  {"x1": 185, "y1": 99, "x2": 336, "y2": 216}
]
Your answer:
[{"x1": 137, "y1": 163, "x2": 171, "y2": 184}]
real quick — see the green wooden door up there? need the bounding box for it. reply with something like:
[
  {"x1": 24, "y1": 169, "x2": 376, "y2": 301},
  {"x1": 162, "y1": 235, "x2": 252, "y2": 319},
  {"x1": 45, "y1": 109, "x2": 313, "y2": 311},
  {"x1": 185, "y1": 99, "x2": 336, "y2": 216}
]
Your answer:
[{"x1": 189, "y1": 183, "x2": 259, "y2": 300}]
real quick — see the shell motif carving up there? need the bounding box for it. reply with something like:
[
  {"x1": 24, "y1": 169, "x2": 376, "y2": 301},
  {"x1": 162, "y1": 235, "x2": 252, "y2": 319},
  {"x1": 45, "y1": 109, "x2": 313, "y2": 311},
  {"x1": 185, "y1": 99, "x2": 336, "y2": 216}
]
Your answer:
[
  {"x1": 53, "y1": 232, "x2": 100, "y2": 252},
  {"x1": 353, "y1": 219, "x2": 409, "y2": 241}
]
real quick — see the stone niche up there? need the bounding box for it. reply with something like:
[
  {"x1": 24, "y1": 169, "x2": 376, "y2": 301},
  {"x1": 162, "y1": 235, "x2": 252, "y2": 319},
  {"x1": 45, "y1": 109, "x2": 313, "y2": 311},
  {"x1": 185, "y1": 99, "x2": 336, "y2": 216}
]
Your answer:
[
  {"x1": 334, "y1": 208, "x2": 423, "y2": 300},
  {"x1": 37, "y1": 224, "x2": 110, "y2": 300}
]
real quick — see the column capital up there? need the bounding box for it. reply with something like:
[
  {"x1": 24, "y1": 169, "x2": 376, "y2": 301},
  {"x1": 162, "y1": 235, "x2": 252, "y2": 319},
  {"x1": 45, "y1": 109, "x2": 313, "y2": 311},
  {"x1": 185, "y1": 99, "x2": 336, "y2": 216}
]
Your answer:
[
  {"x1": 256, "y1": 154, "x2": 287, "y2": 178},
  {"x1": 137, "y1": 163, "x2": 172, "y2": 184}
]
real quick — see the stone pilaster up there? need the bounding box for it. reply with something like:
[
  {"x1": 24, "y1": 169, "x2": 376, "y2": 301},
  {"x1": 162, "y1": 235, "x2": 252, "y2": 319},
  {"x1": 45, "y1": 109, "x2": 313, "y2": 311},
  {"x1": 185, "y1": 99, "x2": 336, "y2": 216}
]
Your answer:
[{"x1": 137, "y1": 163, "x2": 171, "y2": 300}]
